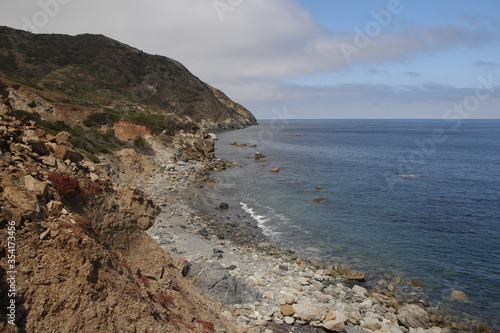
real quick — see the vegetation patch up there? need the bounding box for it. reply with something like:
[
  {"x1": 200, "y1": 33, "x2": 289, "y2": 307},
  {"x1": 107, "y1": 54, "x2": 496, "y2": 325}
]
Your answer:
[{"x1": 12, "y1": 110, "x2": 127, "y2": 157}]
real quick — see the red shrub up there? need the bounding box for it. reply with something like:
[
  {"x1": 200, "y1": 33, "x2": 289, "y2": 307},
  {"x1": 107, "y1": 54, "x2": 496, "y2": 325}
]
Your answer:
[
  {"x1": 158, "y1": 292, "x2": 174, "y2": 308},
  {"x1": 75, "y1": 216, "x2": 93, "y2": 233},
  {"x1": 196, "y1": 319, "x2": 215, "y2": 331},
  {"x1": 121, "y1": 258, "x2": 132, "y2": 274},
  {"x1": 82, "y1": 180, "x2": 101, "y2": 196},
  {"x1": 48, "y1": 172, "x2": 81, "y2": 198},
  {"x1": 140, "y1": 275, "x2": 150, "y2": 287}
]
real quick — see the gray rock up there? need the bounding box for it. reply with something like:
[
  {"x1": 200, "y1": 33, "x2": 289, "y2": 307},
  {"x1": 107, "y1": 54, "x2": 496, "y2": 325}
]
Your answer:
[{"x1": 187, "y1": 262, "x2": 261, "y2": 304}]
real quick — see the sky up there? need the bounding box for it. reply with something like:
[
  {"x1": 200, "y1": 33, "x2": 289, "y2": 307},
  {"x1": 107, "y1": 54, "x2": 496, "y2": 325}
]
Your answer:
[{"x1": 0, "y1": 0, "x2": 499, "y2": 119}]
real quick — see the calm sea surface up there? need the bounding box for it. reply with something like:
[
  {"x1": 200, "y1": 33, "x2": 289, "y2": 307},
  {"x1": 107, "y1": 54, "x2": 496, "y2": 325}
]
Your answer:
[{"x1": 213, "y1": 119, "x2": 500, "y2": 327}]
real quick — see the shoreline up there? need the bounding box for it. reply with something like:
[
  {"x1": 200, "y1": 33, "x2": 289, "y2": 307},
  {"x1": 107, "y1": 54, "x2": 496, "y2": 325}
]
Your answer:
[{"x1": 139, "y1": 158, "x2": 490, "y2": 332}]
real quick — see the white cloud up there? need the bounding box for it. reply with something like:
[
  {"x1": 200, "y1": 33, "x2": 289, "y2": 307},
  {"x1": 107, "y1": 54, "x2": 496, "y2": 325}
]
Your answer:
[{"x1": 1, "y1": 0, "x2": 498, "y2": 118}]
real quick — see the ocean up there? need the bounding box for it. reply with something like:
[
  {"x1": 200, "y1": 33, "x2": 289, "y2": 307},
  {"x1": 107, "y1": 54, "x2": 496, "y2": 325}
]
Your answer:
[{"x1": 212, "y1": 119, "x2": 500, "y2": 328}]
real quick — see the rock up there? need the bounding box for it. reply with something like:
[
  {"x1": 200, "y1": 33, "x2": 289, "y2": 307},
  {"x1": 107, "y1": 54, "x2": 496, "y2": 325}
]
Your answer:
[
  {"x1": 336, "y1": 267, "x2": 362, "y2": 281},
  {"x1": 352, "y1": 284, "x2": 368, "y2": 297},
  {"x1": 54, "y1": 144, "x2": 84, "y2": 163},
  {"x1": 40, "y1": 228, "x2": 51, "y2": 240},
  {"x1": 41, "y1": 155, "x2": 57, "y2": 167},
  {"x1": 280, "y1": 305, "x2": 295, "y2": 317},
  {"x1": 312, "y1": 290, "x2": 330, "y2": 303},
  {"x1": 322, "y1": 312, "x2": 347, "y2": 332},
  {"x1": 397, "y1": 304, "x2": 429, "y2": 329},
  {"x1": 198, "y1": 228, "x2": 209, "y2": 237},
  {"x1": 293, "y1": 301, "x2": 327, "y2": 322},
  {"x1": 254, "y1": 152, "x2": 265, "y2": 159},
  {"x1": 471, "y1": 322, "x2": 492, "y2": 333},
  {"x1": 449, "y1": 290, "x2": 469, "y2": 302},
  {"x1": 29, "y1": 140, "x2": 50, "y2": 155},
  {"x1": 367, "y1": 323, "x2": 382, "y2": 331},
  {"x1": 269, "y1": 167, "x2": 280, "y2": 173},
  {"x1": 262, "y1": 291, "x2": 274, "y2": 303},
  {"x1": 411, "y1": 279, "x2": 424, "y2": 287},
  {"x1": 219, "y1": 202, "x2": 229, "y2": 209},
  {"x1": 172, "y1": 258, "x2": 189, "y2": 276},
  {"x1": 310, "y1": 197, "x2": 328, "y2": 203},
  {"x1": 187, "y1": 262, "x2": 261, "y2": 304},
  {"x1": 359, "y1": 299, "x2": 373, "y2": 309},
  {"x1": 316, "y1": 186, "x2": 326, "y2": 190},
  {"x1": 55, "y1": 131, "x2": 71, "y2": 145},
  {"x1": 137, "y1": 216, "x2": 154, "y2": 230}
]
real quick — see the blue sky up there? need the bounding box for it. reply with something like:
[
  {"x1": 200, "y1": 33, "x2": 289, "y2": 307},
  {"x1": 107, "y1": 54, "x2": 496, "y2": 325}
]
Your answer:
[{"x1": 1, "y1": 0, "x2": 499, "y2": 119}]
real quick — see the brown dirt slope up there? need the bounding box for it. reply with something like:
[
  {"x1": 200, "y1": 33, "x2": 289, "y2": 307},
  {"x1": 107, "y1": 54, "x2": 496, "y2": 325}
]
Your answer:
[{"x1": 0, "y1": 84, "x2": 234, "y2": 332}]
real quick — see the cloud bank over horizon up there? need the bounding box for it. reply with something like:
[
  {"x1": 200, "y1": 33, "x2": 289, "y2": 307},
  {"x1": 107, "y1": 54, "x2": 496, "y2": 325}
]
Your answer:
[{"x1": 1, "y1": 0, "x2": 499, "y2": 119}]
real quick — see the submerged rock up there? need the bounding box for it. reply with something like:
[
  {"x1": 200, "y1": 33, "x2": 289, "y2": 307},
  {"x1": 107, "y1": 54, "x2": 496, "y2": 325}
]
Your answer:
[
  {"x1": 449, "y1": 290, "x2": 469, "y2": 302},
  {"x1": 310, "y1": 197, "x2": 328, "y2": 203}
]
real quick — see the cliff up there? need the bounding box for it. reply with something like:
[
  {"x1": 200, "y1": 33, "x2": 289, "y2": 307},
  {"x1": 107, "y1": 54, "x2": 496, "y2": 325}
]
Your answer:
[
  {"x1": 0, "y1": 27, "x2": 252, "y2": 332},
  {"x1": 0, "y1": 26, "x2": 257, "y2": 131},
  {"x1": 0, "y1": 81, "x2": 235, "y2": 332}
]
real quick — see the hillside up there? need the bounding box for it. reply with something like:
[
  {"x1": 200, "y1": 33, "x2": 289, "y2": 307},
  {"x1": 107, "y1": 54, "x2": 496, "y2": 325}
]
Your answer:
[{"x1": 0, "y1": 26, "x2": 256, "y2": 131}]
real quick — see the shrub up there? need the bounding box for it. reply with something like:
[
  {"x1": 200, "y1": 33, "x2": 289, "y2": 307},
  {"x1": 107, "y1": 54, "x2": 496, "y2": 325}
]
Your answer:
[
  {"x1": 12, "y1": 110, "x2": 41, "y2": 122},
  {"x1": 82, "y1": 180, "x2": 101, "y2": 196},
  {"x1": 75, "y1": 215, "x2": 93, "y2": 234},
  {"x1": 27, "y1": 100, "x2": 37, "y2": 108},
  {"x1": 140, "y1": 275, "x2": 150, "y2": 287},
  {"x1": 158, "y1": 292, "x2": 174, "y2": 308},
  {"x1": 124, "y1": 113, "x2": 165, "y2": 134},
  {"x1": 83, "y1": 110, "x2": 120, "y2": 127},
  {"x1": 48, "y1": 172, "x2": 81, "y2": 199},
  {"x1": 182, "y1": 121, "x2": 199, "y2": 133},
  {"x1": 121, "y1": 258, "x2": 132, "y2": 274}
]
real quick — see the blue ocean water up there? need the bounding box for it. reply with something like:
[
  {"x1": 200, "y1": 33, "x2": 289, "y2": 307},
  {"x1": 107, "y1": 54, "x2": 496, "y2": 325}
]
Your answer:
[{"x1": 213, "y1": 119, "x2": 500, "y2": 327}]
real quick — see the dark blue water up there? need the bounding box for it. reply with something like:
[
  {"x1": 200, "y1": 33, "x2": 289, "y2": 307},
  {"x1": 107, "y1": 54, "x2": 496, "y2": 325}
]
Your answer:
[{"x1": 213, "y1": 119, "x2": 500, "y2": 327}]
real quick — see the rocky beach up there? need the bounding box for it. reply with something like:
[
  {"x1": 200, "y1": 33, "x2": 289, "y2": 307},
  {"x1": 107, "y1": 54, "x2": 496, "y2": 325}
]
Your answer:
[{"x1": 138, "y1": 152, "x2": 490, "y2": 333}]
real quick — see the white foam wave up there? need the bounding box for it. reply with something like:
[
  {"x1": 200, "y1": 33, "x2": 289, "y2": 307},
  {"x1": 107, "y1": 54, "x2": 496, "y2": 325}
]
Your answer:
[{"x1": 240, "y1": 201, "x2": 278, "y2": 236}]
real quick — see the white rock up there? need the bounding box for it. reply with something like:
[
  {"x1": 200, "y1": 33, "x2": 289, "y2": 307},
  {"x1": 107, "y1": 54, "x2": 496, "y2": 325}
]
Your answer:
[
  {"x1": 284, "y1": 316, "x2": 295, "y2": 325},
  {"x1": 314, "y1": 274, "x2": 324, "y2": 282},
  {"x1": 293, "y1": 301, "x2": 327, "y2": 322},
  {"x1": 263, "y1": 291, "x2": 275, "y2": 303},
  {"x1": 352, "y1": 284, "x2": 368, "y2": 297},
  {"x1": 360, "y1": 299, "x2": 373, "y2": 309}
]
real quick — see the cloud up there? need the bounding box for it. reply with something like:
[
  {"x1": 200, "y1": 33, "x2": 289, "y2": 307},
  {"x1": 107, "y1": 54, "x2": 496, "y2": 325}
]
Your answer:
[
  {"x1": 1, "y1": 0, "x2": 498, "y2": 118},
  {"x1": 405, "y1": 71, "x2": 420, "y2": 77},
  {"x1": 1, "y1": 0, "x2": 494, "y2": 82},
  {"x1": 475, "y1": 60, "x2": 500, "y2": 68}
]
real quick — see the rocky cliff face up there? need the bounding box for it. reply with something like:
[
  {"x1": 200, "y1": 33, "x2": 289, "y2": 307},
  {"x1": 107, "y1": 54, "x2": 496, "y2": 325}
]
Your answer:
[
  {"x1": 0, "y1": 83, "x2": 234, "y2": 332},
  {"x1": 0, "y1": 26, "x2": 257, "y2": 131}
]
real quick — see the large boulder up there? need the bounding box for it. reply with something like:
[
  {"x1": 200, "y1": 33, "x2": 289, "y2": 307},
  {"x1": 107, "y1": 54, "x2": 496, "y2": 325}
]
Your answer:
[
  {"x1": 187, "y1": 262, "x2": 261, "y2": 304},
  {"x1": 397, "y1": 304, "x2": 429, "y2": 329}
]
